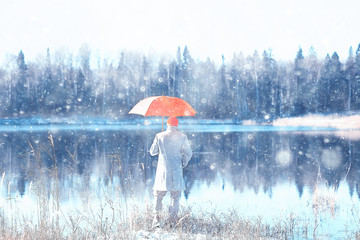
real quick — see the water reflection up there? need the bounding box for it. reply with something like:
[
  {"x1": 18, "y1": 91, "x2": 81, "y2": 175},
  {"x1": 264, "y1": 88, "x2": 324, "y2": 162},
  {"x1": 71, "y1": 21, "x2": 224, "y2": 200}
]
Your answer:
[
  {"x1": 0, "y1": 126, "x2": 358, "y2": 239},
  {"x1": 0, "y1": 128, "x2": 359, "y2": 201},
  {"x1": 187, "y1": 131, "x2": 359, "y2": 200}
]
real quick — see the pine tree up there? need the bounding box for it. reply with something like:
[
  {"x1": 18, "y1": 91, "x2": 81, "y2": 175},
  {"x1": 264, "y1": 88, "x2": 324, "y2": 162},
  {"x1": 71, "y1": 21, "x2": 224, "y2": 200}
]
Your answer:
[
  {"x1": 219, "y1": 55, "x2": 232, "y2": 118},
  {"x1": 153, "y1": 60, "x2": 170, "y2": 96},
  {"x1": 247, "y1": 51, "x2": 261, "y2": 119},
  {"x1": 318, "y1": 54, "x2": 332, "y2": 113},
  {"x1": 41, "y1": 48, "x2": 55, "y2": 114},
  {"x1": 230, "y1": 52, "x2": 247, "y2": 120},
  {"x1": 345, "y1": 46, "x2": 355, "y2": 111},
  {"x1": 353, "y1": 43, "x2": 360, "y2": 110},
  {"x1": 74, "y1": 69, "x2": 86, "y2": 114},
  {"x1": 328, "y1": 52, "x2": 347, "y2": 112},
  {"x1": 141, "y1": 56, "x2": 150, "y2": 98},
  {"x1": 116, "y1": 52, "x2": 129, "y2": 114},
  {"x1": 14, "y1": 50, "x2": 28, "y2": 116},
  {"x1": 293, "y1": 47, "x2": 307, "y2": 115},
  {"x1": 174, "y1": 47, "x2": 182, "y2": 98},
  {"x1": 181, "y1": 46, "x2": 194, "y2": 102},
  {"x1": 259, "y1": 50, "x2": 277, "y2": 120},
  {"x1": 305, "y1": 47, "x2": 321, "y2": 113}
]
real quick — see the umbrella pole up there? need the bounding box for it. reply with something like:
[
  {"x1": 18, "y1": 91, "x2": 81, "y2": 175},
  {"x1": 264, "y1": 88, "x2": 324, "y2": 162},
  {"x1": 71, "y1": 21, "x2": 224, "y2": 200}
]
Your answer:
[{"x1": 162, "y1": 116, "x2": 164, "y2": 132}]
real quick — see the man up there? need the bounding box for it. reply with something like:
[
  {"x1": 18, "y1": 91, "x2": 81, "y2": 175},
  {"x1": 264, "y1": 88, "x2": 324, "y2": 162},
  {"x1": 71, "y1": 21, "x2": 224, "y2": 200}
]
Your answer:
[{"x1": 149, "y1": 117, "x2": 192, "y2": 227}]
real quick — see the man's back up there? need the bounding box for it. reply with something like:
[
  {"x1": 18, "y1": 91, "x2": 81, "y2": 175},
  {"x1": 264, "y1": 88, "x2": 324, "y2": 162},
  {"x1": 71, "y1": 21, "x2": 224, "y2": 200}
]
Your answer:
[
  {"x1": 156, "y1": 128, "x2": 185, "y2": 168},
  {"x1": 150, "y1": 126, "x2": 192, "y2": 191},
  {"x1": 150, "y1": 117, "x2": 193, "y2": 227}
]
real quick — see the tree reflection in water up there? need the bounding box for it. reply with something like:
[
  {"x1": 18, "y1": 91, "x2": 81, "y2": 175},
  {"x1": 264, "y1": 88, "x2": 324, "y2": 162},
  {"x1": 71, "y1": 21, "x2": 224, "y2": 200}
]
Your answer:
[{"x1": 0, "y1": 129, "x2": 359, "y2": 216}]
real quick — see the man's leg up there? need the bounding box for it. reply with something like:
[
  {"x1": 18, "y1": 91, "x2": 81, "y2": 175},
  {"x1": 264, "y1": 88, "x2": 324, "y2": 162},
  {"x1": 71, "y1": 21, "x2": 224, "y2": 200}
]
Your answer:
[
  {"x1": 153, "y1": 190, "x2": 167, "y2": 227},
  {"x1": 169, "y1": 191, "x2": 181, "y2": 222}
]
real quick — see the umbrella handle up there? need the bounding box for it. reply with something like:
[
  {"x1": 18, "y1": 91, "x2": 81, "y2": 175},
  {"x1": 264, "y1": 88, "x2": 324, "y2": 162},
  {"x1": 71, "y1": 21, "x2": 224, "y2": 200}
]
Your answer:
[{"x1": 162, "y1": 116, "x2": 164, "y2": 132}]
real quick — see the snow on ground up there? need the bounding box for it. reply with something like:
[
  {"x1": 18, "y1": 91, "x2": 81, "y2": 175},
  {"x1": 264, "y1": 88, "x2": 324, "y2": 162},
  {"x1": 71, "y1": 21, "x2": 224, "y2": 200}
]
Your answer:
[
  {"x1": 134, "y1": 229, "x2": 279, "y2": 240},
  {"x1": 273, "y1": 113, "x2": 360, "y2": 140},
  {"x1": 135, "y1": 229, "x2": 207, "y2": 240},
  {"x1": 134, "y1": 229, "x2": 278, "y2": 240},
  {"x1": 272, "y1": 113, "x2": 360, "y2": 130}
]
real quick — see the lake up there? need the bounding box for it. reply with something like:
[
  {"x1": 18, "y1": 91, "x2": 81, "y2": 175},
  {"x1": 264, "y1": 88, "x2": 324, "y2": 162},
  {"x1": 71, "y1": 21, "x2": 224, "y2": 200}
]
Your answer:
[{"x1": 0, "y1": 122, "x2": 359, "y2": 239}]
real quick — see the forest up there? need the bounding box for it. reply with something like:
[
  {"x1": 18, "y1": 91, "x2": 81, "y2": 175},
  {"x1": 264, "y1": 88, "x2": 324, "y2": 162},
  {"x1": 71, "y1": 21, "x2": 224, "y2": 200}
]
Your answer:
[{"x1": 1, "y1": 44, "x2": 360, "y2": 121}]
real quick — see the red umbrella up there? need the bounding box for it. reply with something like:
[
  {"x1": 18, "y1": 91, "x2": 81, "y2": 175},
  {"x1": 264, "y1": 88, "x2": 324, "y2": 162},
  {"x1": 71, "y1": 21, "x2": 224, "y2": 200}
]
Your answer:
[{"x1": 129, "y1": 96, "x2": 196, "y2": 130}]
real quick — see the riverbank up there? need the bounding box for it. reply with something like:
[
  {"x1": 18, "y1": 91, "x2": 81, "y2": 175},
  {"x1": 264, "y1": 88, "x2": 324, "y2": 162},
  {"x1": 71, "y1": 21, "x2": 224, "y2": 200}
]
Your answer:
[{"x1": 1, "y1": 197, "x2": 358, "y2": 240}]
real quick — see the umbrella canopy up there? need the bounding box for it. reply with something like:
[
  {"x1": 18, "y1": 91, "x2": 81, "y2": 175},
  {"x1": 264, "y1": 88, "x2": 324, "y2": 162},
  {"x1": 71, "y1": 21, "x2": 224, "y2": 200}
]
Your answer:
[
  {"x1": 129, "y1": 96, "x2": 196, "y2": 131},
  {"x1": 129, "y1": 96, "x2": 196, "y2": 117}
]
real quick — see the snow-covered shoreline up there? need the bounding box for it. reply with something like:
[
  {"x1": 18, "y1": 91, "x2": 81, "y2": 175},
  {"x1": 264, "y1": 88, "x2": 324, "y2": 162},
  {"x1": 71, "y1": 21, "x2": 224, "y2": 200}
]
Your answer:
[{"x1": 273, "y1": 113, "x2": 360, "y2": 130}]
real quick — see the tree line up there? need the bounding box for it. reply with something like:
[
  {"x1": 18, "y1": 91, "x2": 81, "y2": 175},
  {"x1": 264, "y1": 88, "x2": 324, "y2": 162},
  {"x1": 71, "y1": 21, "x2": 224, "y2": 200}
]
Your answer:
[{"x1": 0, "y1": 44, "x2": 360, "y2": 121}]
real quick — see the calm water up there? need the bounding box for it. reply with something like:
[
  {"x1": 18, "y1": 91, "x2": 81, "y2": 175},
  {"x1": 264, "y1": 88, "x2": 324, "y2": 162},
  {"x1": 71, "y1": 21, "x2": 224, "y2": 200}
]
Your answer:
[{"x1": 0, "y1": 124, "x2": 359, "y2": 238}]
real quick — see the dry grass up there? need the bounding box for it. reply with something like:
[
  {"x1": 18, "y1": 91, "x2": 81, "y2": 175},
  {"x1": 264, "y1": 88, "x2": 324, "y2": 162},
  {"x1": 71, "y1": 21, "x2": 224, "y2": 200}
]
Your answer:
[
  {"x1": 120, "y1": 204, "x2": 301, "y2": 240},
  {"x1": 0, "y1": 185, "x2": 360, "y2": 240}
]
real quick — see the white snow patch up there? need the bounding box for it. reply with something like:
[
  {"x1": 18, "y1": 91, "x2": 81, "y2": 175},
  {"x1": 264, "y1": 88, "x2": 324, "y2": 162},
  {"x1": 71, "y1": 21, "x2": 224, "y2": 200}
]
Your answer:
[
  {"x1": 273, "y1": 113, "x2": 360, "y2": 130},
  {"x1": 135, "y1": 229, "x2": 207, "y2": 240},
  {"x1": 273, "y1": 113, "x2": 360, "y2": 139}
]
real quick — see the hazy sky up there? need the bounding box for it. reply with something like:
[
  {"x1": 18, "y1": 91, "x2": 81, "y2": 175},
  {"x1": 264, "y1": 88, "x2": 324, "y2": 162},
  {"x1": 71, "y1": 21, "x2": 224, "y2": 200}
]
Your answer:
[{"x1": 1, "y1": 0, "x2": 360, "y2": 65}]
